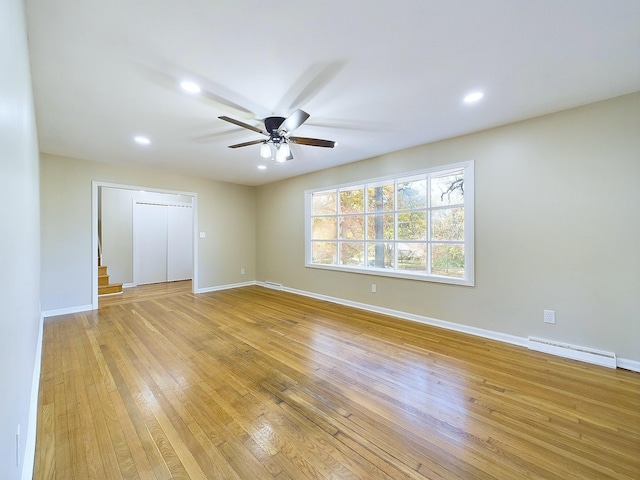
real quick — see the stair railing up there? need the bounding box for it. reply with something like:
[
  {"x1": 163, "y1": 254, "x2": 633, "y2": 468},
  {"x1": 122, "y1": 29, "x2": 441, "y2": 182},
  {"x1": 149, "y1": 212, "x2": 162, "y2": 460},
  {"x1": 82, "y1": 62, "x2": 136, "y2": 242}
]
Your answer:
[{"x1": 98, "y1": 235, "x2": 103, "y2": 266}]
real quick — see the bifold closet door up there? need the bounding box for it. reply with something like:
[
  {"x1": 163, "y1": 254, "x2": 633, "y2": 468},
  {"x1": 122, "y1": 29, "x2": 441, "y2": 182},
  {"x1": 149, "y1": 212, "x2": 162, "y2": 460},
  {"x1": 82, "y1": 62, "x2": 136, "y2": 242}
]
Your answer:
[
  {"x1": 167, "y1": 206, "x2": 193, "y2": 281},
  {"x1": 134, "y1": 203, "x2": 169, "y2": 285}
]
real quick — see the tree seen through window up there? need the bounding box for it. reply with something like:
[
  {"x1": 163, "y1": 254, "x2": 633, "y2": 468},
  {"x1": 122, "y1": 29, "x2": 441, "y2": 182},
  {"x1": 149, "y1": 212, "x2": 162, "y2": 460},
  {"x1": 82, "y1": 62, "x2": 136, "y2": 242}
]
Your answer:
[{"x1": 307, "y1": 162, "x2": 473, "y2": 285}]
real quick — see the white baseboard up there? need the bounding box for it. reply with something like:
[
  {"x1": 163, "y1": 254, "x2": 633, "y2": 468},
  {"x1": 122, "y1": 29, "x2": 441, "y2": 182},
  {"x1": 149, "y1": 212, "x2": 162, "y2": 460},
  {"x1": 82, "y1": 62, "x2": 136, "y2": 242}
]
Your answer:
[
  {"x1": 617, "y1": 357, "x2": 640, "y2": 372},
  {"x1": 253, "y1": 283, "x2": 639, "y2": 373},
  {"x1": 277, "y1": 284, "x2": 526, "y2": 347},
  {"x1": 22, "y1": 313, "x2": 44, "y2": 480},
  {"x1": 42, "y1": 304, "x2": 94, "y2": 318},
  {"x1": 195, "y1": 280, "x2": 257, "y2": 294}
]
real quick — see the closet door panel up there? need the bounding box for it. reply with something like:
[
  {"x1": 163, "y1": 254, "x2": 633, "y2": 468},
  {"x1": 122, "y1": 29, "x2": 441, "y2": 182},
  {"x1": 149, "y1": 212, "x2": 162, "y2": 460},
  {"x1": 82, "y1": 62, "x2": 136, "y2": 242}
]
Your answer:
[
  {"x1": 167, "y1": 206, "x2": 193, "y2": 281},
  {"x1": 134, "y1": 203, "x2": 168, "y2": 285}
]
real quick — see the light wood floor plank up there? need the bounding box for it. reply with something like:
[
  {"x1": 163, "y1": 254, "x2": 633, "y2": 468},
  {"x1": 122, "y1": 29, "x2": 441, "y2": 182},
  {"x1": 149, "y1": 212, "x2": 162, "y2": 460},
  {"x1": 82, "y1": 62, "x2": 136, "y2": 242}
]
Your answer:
[{"x1": 34, "y1": 281, "x2": 640, "y2": 479}]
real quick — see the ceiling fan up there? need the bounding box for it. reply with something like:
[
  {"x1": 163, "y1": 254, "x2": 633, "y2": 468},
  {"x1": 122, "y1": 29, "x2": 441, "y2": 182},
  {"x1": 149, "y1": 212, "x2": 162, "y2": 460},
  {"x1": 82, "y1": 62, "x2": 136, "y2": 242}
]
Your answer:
[{"x1": 218, "y1": 109, "x2": 335, "y2": 162}]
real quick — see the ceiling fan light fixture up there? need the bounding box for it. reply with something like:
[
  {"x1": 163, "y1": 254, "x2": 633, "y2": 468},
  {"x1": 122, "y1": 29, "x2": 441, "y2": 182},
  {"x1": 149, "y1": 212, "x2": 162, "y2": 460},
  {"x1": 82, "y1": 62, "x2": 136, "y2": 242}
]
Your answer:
[
  {"x1": 275, "y1": 141, "x2": 292, "y2": 163},
  {"x1": 260, "y1": 142, "x2": 271, "y2": 158},
  {"x1": 219, "y1": 110, "x2": 333, "y2": 163},
  {"x1": 275, "y1": 143, "x2": 288, "y2": 163}
]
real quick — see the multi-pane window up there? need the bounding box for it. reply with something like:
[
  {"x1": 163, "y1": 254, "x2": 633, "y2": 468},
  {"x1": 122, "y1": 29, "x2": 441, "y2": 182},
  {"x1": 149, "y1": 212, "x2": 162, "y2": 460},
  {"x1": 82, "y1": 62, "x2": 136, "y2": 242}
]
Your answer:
[{"x1": 306, "y1": 161, "x2": 474, "y2": 285}]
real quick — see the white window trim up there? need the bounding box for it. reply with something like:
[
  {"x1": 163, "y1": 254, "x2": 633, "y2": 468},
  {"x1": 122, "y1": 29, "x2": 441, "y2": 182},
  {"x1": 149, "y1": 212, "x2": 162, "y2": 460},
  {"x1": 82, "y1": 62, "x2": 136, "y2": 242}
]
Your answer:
[{"x1": 305, "y1": 160, "x2": 474, "y2": 286}]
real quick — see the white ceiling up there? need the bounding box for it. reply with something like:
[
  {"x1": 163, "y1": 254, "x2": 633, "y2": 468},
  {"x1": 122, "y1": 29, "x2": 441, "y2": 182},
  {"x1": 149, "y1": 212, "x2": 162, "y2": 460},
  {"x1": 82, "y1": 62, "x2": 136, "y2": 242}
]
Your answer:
[{"x1": 25, "y1": 0, "x2": 640, "y2": 186}]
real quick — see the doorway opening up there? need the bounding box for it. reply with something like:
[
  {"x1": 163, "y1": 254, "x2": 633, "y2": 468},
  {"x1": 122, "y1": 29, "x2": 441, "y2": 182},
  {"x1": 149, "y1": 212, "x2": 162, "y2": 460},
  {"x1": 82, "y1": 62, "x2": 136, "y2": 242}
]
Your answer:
[{"x1": 92, "y1": 181, "x2": 198, "y2": 310}]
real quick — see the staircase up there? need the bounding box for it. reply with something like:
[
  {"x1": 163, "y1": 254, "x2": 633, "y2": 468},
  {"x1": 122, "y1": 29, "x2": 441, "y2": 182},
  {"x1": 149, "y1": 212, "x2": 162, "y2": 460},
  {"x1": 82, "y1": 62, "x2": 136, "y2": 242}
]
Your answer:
[
  {"x1": 98, "y1": 264, "x2": 123, "y2": 295},
  {"x1": 98, "y1": 232, "x2": 122, "y2": 295}
]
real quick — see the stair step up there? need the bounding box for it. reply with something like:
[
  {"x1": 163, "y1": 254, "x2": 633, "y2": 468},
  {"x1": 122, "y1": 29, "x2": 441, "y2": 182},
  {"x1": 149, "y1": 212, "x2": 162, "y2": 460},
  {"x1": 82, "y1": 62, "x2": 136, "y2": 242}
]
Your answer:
[
  {"x1": 98, "y1": 263, "x2": 122, "y2": 295},
  {"x1": 99, "y1": 283, "x2": 123, "y2": 295}
]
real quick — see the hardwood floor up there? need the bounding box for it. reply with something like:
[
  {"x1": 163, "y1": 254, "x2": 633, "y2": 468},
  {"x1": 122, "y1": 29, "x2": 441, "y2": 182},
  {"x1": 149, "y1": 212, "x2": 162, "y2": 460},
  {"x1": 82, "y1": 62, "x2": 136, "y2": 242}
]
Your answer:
[{"x1": 34, "y1": 282, "x2": 640, "y2": 479}]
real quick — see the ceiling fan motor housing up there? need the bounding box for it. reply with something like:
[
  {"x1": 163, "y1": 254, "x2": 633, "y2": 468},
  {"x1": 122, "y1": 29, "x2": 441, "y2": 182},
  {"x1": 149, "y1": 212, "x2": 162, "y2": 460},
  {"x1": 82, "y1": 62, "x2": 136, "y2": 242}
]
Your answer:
[
  {"x1": 220, "y1": 110, "x2": 335, "y2": 150},
  {"x1": 264, "y1": 116, "x2": 286, "y2": 142}
]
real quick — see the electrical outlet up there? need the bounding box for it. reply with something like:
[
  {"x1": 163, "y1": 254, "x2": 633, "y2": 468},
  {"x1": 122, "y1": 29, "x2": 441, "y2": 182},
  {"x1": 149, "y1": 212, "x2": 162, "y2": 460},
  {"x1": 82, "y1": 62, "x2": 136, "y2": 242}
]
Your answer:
[
  {"x1": 544, "y1": 310, "x2": 556, "y2": 324},
  {"x1": 371, "y1": 284, "x2": 377, "y2": 293},
  {"x1": 240, "y1": 268, "x2": 245, "y2": 275}
]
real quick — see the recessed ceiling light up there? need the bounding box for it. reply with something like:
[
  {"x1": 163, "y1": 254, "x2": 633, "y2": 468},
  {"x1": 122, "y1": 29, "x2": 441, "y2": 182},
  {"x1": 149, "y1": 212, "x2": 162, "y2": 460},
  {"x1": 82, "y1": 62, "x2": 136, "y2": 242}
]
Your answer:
[
  {"x1": 257, "y1": 165, "x2": 267, "y2": 170},
  {"x1": 180, "y1": 80, "x2": 201, "y2": 94},
  {"x1": 464, "y1": 91, "x2": 484, "y2": 103},
  {"x1": 134, "y1": 136, "x2": 151, "y2": 145}
]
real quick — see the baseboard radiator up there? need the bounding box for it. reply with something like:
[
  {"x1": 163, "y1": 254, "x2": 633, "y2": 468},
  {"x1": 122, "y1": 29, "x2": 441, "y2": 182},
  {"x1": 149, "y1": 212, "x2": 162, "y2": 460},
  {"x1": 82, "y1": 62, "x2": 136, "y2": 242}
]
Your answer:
[
  {"x1": 527, "y1": 336, "x2": 616, "y2": 368},
  {"x1": 263, "y1": 281, "x2": 283, "y2": 291}
]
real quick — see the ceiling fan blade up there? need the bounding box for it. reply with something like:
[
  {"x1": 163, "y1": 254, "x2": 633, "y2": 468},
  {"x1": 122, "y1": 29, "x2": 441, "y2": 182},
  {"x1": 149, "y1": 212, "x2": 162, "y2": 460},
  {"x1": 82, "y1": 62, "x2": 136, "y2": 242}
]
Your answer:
[
  {"x1": 228, "y1": 139, "x2": 265, "y2": 149},
  {"x1": 285, "y1": 61, "x2": 346, "y2": 111},
  {"x1": 289, "y1": 136, "x2": 335, "y2": 148},
  {"x1": 138, "y1": 65, "x2": 259, "y2": 117},
  {"x1": 278, "y1": 109, "x2": 310, "y2": 134},
  {"x1": 218, "y1": 116, "x2": 267, "y2": 135}
]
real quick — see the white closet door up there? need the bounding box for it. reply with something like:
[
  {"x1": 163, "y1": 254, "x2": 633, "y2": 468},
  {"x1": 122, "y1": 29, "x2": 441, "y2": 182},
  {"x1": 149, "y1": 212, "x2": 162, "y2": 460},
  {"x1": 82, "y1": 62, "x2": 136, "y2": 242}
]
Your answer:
[
  {"x1": 167, "y1": 206, "x2": 193, "y2": 281},
  {"x1": 134, "y1": 203, "x2": 168, "y2": 285}
]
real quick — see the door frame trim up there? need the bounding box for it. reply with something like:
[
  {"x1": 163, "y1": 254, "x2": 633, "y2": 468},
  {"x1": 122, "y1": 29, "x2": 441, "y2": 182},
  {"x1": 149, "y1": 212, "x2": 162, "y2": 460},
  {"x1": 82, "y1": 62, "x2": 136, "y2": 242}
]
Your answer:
[{"x1": 91, "y1": 181, "x2": 199, "y2": 310}]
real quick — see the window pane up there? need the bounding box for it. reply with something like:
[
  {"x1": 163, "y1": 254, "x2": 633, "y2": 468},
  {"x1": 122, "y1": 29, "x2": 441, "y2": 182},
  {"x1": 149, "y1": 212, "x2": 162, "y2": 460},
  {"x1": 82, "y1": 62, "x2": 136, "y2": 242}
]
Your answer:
[
  {"x1": 397, "y1": 243, "x2": 426, "y2": 271},
  {"x1": 366, "y1": 214, "x2": 394, "y2": 240},
  {"x1": 431, "y1": 171, "x2": 464, "y2": 207},
  {"x1": 340, "y1": 186, "x2": 364, "y2": 214},
  {"x1": 397, "y1": 212, "x2": 426, "y2": 241},
  {"x1": 397, "y1": 177, "x2": 426, "y2": 210},
  {"x1": 312, "y1": 217, "x2": 337, "y2": 240},
  {"x1": 431, "y1": 207, "x2": 464, "y2": 241},
  {"x1": 340, "y1": 242, "x2": 364, "y2": 266},
  {"x1": 312, "y1": 190, "x2": 337, "y2": 215},
  {"x1": 340, "y1": 215, "x2": 364, "y2": 240},
  {"x1": 307, "y1": 161, "x2": 473, "y2": 284},
  {"x1": 312, "y1": 241, "x2": 337, "y2": 264},
  {"x1": 431, "y1": 243, "x2": 464, "y2": 278},
  {"x1": 367, "y1": 183, "x2": 394, "y2": 212},
  {"x1": 366, "y1": 242, "x2": 394, "y2": 269}
]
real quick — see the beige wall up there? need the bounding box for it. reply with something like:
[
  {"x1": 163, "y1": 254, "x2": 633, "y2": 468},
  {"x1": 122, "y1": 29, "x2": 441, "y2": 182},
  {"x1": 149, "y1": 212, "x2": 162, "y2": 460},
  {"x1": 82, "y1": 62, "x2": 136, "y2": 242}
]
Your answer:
[
  {"x1": 39, "y1": 93, "x2": 640, "y2": 363},
  {"x1": 256, "y1": 93, "x2": 640, "y2": 362},
  {"x1": 41, "y1": 154, "x2": 256, "y2": 311},
  {"x1": 0, "y1": 0, "x2": 41, "y2": 477}
]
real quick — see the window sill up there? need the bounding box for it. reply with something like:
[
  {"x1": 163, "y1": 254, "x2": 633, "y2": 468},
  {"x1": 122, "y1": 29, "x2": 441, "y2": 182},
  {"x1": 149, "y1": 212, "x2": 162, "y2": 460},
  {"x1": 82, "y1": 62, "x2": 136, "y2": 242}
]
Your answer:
[{"x1": 305, "y1": 263, "x2": 474, "y2": 286}]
